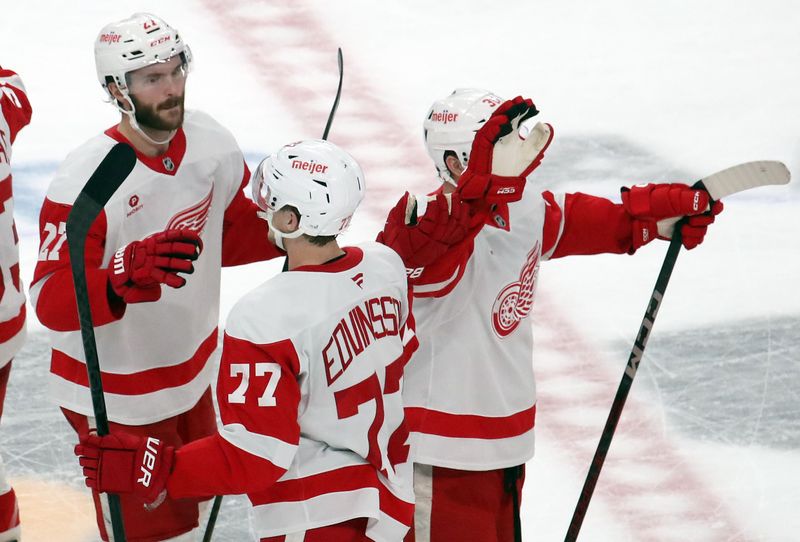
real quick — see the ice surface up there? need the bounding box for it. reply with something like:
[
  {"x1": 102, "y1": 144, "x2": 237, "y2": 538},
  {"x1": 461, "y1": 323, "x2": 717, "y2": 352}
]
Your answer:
[{"x1": 0, "y1": 1, "x2": 797, "y2": 540}]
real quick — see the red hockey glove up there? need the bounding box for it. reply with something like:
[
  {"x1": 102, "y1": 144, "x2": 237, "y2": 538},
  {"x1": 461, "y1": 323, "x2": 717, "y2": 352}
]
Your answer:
[
  {"x1": 108, "y1": 229, "x2": 203, "y2": 303},
  {"x1": 75, "y1": 432, "x2": 174, "y2": 508},
  {"x1": 675, "y1": 200, "x2": 724, "y2": 249},
  {"x1": 456, "y1": 96, "x2": 551, "y2": 204},
  {"x1": 621, "y1": 183, "x2": 711, "y2": 218},
  {"x1": 377, "y1": 192, "x2": 470, "y2": 269},
  {"x1": 456, "y1": 97, "x2": 530, "y2": 203},
  {"x1": 622, "y1": 183, "x2": 724, "y2": 250}
]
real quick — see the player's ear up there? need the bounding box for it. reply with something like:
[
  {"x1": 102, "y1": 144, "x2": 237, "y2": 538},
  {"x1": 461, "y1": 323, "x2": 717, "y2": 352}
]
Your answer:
[
  {"x1": 107, "y1": 82, "x2": 131, "y2": 111},
  {"x1": 445, "y1": 154, "x2": 464, "y2": 180},
  {"x1": 276, "y1": 207, "x2": 300, "y2": 233}
]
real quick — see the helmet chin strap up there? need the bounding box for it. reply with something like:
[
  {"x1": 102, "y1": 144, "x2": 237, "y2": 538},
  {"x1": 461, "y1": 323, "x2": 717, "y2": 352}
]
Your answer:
[
  {"x1": 439, "y1": 170, "x2": 459, "y2": 187},
  {"x1": 263, "y1": 210, "x2": 304, "y2": 251},
  {"x1": 115, "y1": 94, "x2": 177, "y2": 146}
]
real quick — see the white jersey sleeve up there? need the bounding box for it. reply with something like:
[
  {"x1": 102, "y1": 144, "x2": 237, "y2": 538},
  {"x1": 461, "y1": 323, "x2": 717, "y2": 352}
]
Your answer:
[{"x1": 0, "y1": 68, "x2": 32, "y2": 364}]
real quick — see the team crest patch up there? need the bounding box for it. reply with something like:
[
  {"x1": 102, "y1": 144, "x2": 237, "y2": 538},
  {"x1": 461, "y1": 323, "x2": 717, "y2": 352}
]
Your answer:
[
  {"x1": 491, "y1": 242, "x2": 540, "y2": 337},
  {"x1": 166, "y1": 188, "x2": 213, "y2": 234},
  {"x1": 163, "y1": 157, "x2": 175, "y2": 172}
]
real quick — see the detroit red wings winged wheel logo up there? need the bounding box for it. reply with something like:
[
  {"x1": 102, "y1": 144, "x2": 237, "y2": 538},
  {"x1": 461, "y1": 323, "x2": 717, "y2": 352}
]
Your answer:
[
  {"x1": 491, "y1": 242, "x2": 540, "y2": 337},
  {"x1": 166, "y1": 188, "x2": 213, "y2": 234}
]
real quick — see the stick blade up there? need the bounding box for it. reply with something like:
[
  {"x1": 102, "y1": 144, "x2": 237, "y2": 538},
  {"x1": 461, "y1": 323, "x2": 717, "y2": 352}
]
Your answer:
[{"x1": 700, "y1": 160, "x2": 790, "y2": 200}]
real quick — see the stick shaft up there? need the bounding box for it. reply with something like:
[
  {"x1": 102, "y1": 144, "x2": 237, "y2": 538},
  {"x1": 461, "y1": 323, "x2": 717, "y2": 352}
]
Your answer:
[{"x1": 565, "y1": 233, "x2": 682, "y2": 541}]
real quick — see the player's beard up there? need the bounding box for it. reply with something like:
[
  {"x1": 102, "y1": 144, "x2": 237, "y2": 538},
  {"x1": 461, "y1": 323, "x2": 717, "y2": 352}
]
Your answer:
[{"x1": 130, "y1": 93, "x2": 185, "y2": 132}]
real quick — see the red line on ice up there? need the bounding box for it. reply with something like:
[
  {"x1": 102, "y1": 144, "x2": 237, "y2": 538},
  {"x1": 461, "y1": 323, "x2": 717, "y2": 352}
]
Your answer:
[{"x1": 203, "y1": 1, "x2": 747, "y2": 539}]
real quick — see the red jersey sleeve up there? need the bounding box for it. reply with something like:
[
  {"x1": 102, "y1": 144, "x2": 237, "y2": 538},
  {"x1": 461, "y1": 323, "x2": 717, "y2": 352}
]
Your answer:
[
  {"x1": 407, "y1": 236, "x2": 475, "y2": 299},
  {"x1": 0, "y1": 68, "x2": 33, "y2": 143},
  {"x1": 221, "y1": 161, "x2": 283, "y2": 266},
  {"x1": 30, "y1": 199, "x2": 125, "y2": 331},
  {"x1": 167, "y1": 333, "x2": 301, "y2": 498},
  {"x1": 543, "y1": 191, "x2": 634, "y2": 258}
]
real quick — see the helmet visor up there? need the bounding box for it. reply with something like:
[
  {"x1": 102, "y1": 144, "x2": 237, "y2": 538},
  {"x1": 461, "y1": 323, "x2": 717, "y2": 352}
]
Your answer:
[
  {"x1": 251, "y1": 156, "x2": 276, "y2": 212},
  {"x1": 126, "y1": 56, "x2": 188, "y2": 94}
]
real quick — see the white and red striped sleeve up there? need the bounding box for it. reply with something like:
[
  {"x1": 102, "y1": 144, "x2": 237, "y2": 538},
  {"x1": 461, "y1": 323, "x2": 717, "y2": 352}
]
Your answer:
[
  {"x1": 0, "y1": 68, "x2": 31, "y2": 350},
  {"x1": 0, "y1": 68, "x2": 32, "y2": 143},
  {"x1": 29, "y1": 199, "x2": 125, "y2": 331},
  {"x1": 167, "y1": 332, "x2": 301, "y2": 498},
  {"x1": 406, "y1": 237, "x2": 475, "y2": 299}
]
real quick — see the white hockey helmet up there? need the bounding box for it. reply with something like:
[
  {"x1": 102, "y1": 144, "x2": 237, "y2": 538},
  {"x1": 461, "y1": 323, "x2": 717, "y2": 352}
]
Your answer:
[
  {"x1": 251, "y1": 139, "x2": 365, "y2": 247},
  {"x1": 423, "y1": 88, "x2": 504, "y2": 185},
  {"x1": 94, "y1": 13, "x2": 192, "y2": 100}
]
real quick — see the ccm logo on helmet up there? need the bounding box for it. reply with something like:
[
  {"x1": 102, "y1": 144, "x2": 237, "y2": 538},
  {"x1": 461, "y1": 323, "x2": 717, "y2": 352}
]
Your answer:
[
  {"x1": 150, "y1": 35, "x2": 171, "y2": 47},
  {"x1": 99, "y1": 32, "x2": 121, "y2": 44},
  {"x1": 291, "y1": 160, "x2": 328, "y2": 174},
  {"x1": 430, "y1": 110, "x2": 459, "y2": 124}
]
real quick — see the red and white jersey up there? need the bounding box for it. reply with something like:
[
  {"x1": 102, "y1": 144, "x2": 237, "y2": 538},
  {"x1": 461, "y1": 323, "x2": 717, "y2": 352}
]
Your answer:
[
  {"x1": 0, "y1": 68, "x2": 32, "y2": 366},
  {"x1": 29, "y1": 110, "x2": 281, "y2": 425},
  {"x1": 167, "y1": 244, "x2": 417, "y2": 541},
  {"x1": 404, "y1": 181, "x2": 634, "y2": 470}
]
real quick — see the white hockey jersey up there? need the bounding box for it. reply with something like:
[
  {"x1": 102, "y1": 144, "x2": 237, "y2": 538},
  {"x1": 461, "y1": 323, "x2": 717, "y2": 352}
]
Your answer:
[
  {"x1": 402, "y1": 174, "x2": 637, "y2": 471},
  {"x1": 0, "y1": 69, "x2": 31, "y2": 365},
  {"x1": 30, "y1": 110, "x2": 281, "y2": 424},
  {"x1": 168, "y1": 244, "x2": 417, "y2": 541},
  {"x1": 404, "y1": 186, "x2": 558, "y2": 470}
]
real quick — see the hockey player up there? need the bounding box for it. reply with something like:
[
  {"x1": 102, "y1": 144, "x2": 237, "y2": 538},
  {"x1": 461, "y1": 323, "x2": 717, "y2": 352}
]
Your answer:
[
  {"x1": 30, "y1": 14, "x2": 282, "y2": 541},
  {"x1": 379, "y1": 90, "x2": 724, "y2": 542},
  {"x1": 75, "y1": 139, "x2": 419, "y2": 541},
  {"x1": 0, "y1": 66, "x2": 32, "y2": 542}
]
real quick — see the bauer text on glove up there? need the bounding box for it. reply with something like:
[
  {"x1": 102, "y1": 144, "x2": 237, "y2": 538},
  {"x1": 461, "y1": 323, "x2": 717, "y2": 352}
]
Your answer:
[{"x1": 75, "y1": 431, "x2": 175, "y2": 509}]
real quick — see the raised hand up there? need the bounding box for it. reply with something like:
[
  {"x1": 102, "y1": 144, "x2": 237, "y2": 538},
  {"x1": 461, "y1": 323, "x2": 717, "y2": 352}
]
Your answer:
[
  {"x1": 378, "y1": 192, "x2": 471, "y2": 269},
  {"x1": 456, "y1": 96, "x2": 552, "y2": 204}
]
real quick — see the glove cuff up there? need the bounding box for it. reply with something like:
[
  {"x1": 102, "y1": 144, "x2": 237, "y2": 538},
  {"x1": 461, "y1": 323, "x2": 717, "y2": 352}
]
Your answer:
[{"x1": 458, "y1": 172, "x2": 525, "y2": 203}]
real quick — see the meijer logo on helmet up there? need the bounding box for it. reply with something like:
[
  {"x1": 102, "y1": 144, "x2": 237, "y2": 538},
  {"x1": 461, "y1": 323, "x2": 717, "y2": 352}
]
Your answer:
[
  {"x1": 430, "y1": 110, "x2": 459, "y2": 124},
  {"x1": 99, "y1": 33, "x2": 121, "y2": 44},
  {"x1": 291, "y1": 160, "x2": 329, "y2": 174}
]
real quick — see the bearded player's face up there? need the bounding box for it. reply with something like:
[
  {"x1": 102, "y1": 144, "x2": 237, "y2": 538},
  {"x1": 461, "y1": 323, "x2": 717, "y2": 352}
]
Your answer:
[{"x1": 126, "y1": 56, "x2": 187, "y2": 131}]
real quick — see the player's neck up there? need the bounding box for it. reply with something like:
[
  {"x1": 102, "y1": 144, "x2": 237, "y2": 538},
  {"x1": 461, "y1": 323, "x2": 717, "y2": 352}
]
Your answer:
[
  {"x1": 118, "y1": 116, "x2": 171, "y2": 157},
  {"x1": 285, "y1": 240, "x2": 345, "y2": 270}
]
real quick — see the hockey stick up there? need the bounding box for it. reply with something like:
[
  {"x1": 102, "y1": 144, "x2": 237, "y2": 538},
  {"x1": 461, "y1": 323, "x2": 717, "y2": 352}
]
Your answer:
[
  {"x1": 201, "y1": 495, "x2": 222, "y2": 542},
  {"x1": 321, "y1": 47, "x2": 343, "y2": 140},
  {"x1": 201, "y1": 47, "x2": 345, "y2": 542},
  {"x1": 196, "y1": 49, "x2": 345, "y2": 542},
  {"x1": 564, "y1": 161, "x2": 790, "y2": 541},
  {"x1": 65, "y1": 142, "x2": 137, "y2": 542}
]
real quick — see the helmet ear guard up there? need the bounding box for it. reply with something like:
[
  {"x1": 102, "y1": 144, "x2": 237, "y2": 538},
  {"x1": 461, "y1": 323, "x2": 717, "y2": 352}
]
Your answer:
[
  {"x1": 423, "y1": 88, "x2": 504, "y2": 185},
  {"x1": 250, "y1": 139, "x2": 366, "y2": 248}
]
